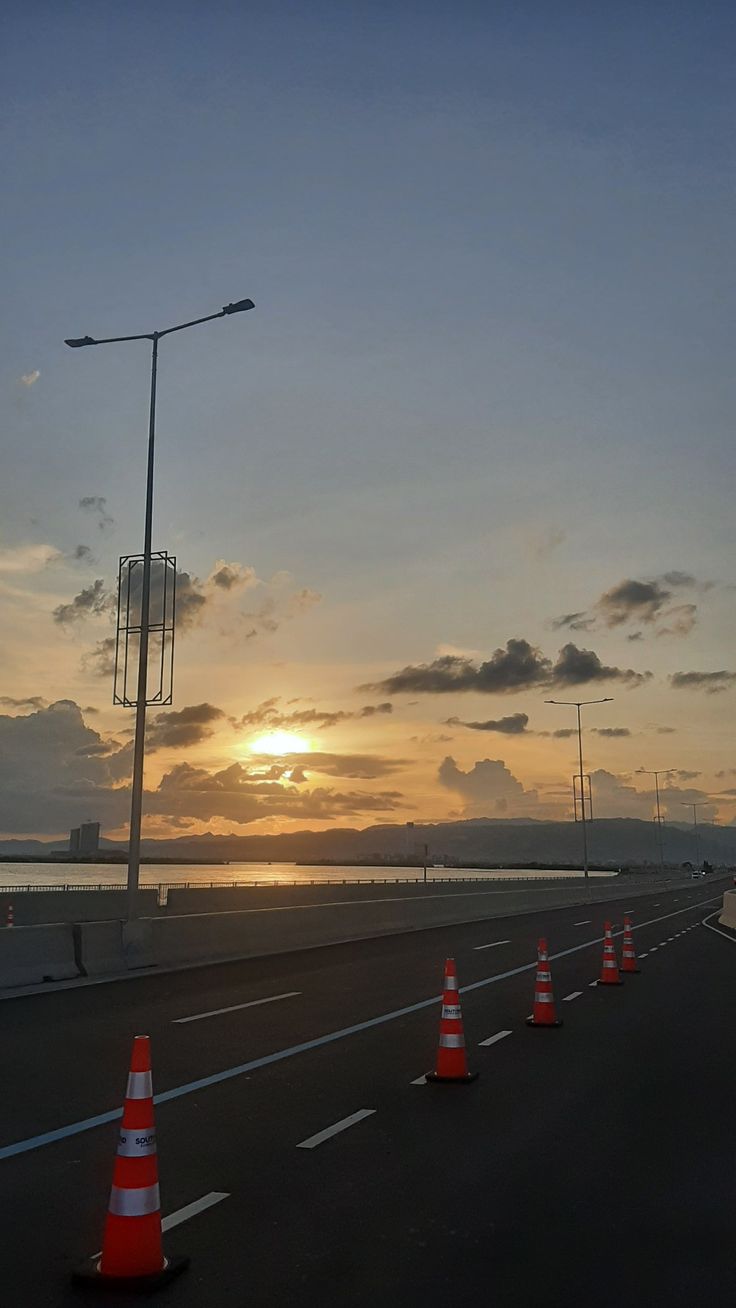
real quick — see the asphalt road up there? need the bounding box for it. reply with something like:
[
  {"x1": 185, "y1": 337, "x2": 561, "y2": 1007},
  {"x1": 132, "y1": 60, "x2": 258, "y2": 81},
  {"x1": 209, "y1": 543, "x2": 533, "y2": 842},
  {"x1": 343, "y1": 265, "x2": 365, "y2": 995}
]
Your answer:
[{"x1": 1, "y1": 875, "x2": 732, "y2": 1306}]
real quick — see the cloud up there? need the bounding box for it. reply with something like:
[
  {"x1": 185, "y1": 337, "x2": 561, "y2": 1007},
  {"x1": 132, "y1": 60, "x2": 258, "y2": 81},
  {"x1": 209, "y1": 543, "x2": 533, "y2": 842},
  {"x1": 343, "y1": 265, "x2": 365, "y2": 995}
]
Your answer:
[
  {"x1": 71, "y1": 545, "x2": 95, "y2": 565},
  {"x1": 591, "y1": 727, "x2": 631, "y2": 738},
  {"x1": 20, "y1": 370, "x2": 40, "y2": 387},
  {"x1": 550, "y1": 612, "x2": 596, "y2": 632},
  {"x1": 53, "y1": 578, "x2": 114, "y2": 625},
  {"x1": 669, "y1": 670, "x2": 736, "y2": 694},
  {"x1": 0, "y1": 543, "x2": 61, "y2": 573},
  {"x1": 445, "y1": 713, "x2": 529, "y2": 735},
  {"x1": 656, "y1": 604, "x2": 697, "y2": 638},
  {"x1": 248, "y1": 751, "x2": 407, "y2": 780},
  {"x1": 365, "y1": 638, "x2": 650, "y2": 697},
  {"x1": 673, "y1": 769, "x2": 700, "y2": 781},
  {"x1": 597, "y1": 578, "x2": 673, "y2": 627},
  {"x1": 82, "y1": 637, "x2": 116, "y2": 677},
  {"x1": 236, "y1": 698, "x2": 393, "y2": 734},
  {"x1": 551, "y1": 643, "x2": 651, "y2": 689},
  {"x1": 0, "y1": 695, "x2": 48, "y2": 711},
  {"x1": 78, "y1": 496, "x2": 115, "y2": 531},
  {"x1": 146, "y1": 703, "x2": 225, "y2": 752},
  {"x1": 0, "y1": 700, "x2": 133, "y2": 834},
  {"x1": 208, "y1": 560, "x2": 258, "y2": 591},
  {"x1": 438, "y1": 755, "x2": 541, "y2": 818},
  {"x1": 656, "y1": 726, "x2": 677, "y2": 734}
]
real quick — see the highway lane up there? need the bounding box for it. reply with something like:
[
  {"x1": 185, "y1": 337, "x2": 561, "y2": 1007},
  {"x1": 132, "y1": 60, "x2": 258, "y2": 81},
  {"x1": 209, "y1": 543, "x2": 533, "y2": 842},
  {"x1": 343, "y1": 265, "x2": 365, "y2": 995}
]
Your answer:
[
  {"x1": 0, "y1": 876, "x2": 732, "y2": 1305},
  {"x1": 0, "y1": 877, "x2": 726, "y2": 1147}
]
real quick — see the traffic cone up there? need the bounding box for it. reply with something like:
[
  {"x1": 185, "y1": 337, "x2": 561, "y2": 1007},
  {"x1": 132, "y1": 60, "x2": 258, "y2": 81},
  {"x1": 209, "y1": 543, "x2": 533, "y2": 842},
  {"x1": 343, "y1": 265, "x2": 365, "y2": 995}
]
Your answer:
[
  {"x1": 5, "y1": 903, "x2": 13, "y2": 928},
  {"x1": 598, "y1": 921, "x2": 623, "y2": 986},
  {"x1": 621, "y1": 915, "x2": 640, "y2": 974},
  {"x1": 526, "y1": 937, "x2": 562, "y2": 1027},
  {"x1": 73, "y1": 1035, "x2": 189, "y2": 1290},
  {"x1": 426, "y1": 958, "x2": 477, "y2": 1083}
]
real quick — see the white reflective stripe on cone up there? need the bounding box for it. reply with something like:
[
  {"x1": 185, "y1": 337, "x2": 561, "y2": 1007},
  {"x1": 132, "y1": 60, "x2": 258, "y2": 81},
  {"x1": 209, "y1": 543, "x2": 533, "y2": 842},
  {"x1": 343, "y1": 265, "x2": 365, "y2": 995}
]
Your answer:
[
  {"x1": 443, "y1": 977, "x2": 459, "y2": 991},
  {"x1": 534, "y1": 992, "x2": 554, "y2": 1003},
  {"x1": 439, "y1": 1033, "x2": 465, "y2": 1048},
  {"x1": 117, "y1": 1129, "x2": 157, "y2": 1158},
  {"x1": 602, "y1": 960, "x2": 617, "y2": 969},
  {"x1": 126, "y1": 1071, "x2": 153, "y2": 1100},
  {"x1": 441, "y1": 1005, "x2": 461, "y2": 1019},
  {"x1": 108, "y1": 1183, "x2": 160, "y2": 1217}
]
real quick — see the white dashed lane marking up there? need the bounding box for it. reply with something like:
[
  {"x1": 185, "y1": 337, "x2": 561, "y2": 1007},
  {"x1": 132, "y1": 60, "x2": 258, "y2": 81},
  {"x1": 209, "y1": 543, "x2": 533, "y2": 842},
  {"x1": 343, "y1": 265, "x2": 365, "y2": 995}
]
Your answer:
[{"x1": 297, "y1": 1109, "x2": 376, "y2": 1150}]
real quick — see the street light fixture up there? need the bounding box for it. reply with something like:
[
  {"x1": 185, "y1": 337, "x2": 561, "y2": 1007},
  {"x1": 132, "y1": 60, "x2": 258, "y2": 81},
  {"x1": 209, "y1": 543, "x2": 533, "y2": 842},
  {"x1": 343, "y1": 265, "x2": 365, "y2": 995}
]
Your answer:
[
  {"x1": 65, "y1": 298, "x2": 255, "y2": 920},
  {"x1": 544, "y1": 697, "x2": 613, "y2": 902},
  {"x1": 636, "y1": 767, "x2": 674, "y2": 874}
]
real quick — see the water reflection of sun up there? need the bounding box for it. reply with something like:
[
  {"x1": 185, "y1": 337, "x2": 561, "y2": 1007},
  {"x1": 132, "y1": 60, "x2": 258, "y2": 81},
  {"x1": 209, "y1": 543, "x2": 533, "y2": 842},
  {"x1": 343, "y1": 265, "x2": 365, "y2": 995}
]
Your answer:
[{"x1": 249, "y1": 730, "x2": 312, "y2": 756}]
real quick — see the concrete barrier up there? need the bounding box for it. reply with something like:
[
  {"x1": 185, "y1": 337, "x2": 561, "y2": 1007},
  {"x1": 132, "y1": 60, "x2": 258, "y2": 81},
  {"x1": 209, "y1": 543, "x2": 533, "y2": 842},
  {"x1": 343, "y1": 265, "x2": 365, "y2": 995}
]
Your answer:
[
  {"x1": 718, "y1": 889, "x2": 736, "y2": 930},
  {"x1": 75, "y1": 921, "x2": 126, "y2": 977},
  {"x1": 0, "y1": 889, "x2": 160, "y2": 926},
  {"x1": 0, "y1": 923, "x2": 79, "y2": 987}
]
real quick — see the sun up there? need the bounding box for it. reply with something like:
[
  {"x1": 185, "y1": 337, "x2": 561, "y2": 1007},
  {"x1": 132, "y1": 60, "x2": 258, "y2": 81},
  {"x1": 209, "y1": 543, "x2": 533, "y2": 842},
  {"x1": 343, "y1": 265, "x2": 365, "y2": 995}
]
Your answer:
[{"x1": 249, "y1": 730, "x2": 312, "y2": 756}]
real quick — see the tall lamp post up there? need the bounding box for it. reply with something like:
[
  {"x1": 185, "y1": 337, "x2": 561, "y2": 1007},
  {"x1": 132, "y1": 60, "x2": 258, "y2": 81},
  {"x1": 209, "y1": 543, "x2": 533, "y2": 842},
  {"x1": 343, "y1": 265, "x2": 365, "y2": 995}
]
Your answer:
[
  {"x1": 680, "y1": 799, "x2": 708, "y2": 870},
  {"x1": 636, "y1": 767, "x2": 673, "y2": 875},
  {"x1": 544, "y1": 697, "x2": 613, "y2": 902},
  {"x1": 65, "y1": 298, "x2": 255, "y2": 919}
]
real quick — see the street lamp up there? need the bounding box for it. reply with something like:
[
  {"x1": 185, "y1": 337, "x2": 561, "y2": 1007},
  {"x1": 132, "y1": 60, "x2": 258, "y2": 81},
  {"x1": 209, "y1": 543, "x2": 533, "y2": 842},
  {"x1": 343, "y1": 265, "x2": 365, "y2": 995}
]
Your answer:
[
  {"x1": 636, "y1": 767, "x2": 674, "y2": 874},
  {"x1": 544, "y1": 697, "x2": 613, "y2": 902},
  {"x1": 65, "y1": 298, "x2": 255, "y2": 919},
  {"x1": 680, "y1": 800, "x2": 708, "y2": 870}
]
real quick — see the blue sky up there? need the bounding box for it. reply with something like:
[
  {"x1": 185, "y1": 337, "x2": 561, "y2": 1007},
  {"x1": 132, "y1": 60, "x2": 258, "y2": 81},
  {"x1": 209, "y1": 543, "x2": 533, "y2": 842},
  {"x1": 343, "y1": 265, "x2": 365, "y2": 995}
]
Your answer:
[{"x1": 1, "y1": 2, "x2": 734, "y2": 837}]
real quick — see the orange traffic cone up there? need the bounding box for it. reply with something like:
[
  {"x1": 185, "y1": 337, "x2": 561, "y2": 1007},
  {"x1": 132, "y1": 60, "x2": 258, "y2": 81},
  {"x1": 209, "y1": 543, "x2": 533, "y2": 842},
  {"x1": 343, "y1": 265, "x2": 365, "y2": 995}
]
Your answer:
[
  {"x1": 526, "y1": 937, "x2": 562, "y2": 1027},
  {"x1": 73, "y1": 1035, "x2": 189, "y2": 1290},
  {"x1": 426, "y1": 958, "x2": 477, "y2": 1083},
  {"x1": 621, "y1": 915, "x2": 640, "y2": 974},
  {"x1": 598, "y1": 921, "x2": 623, "y2": 986},
  {"x1": 5, "y1": 902, "x2": 13, "y2": 928}
]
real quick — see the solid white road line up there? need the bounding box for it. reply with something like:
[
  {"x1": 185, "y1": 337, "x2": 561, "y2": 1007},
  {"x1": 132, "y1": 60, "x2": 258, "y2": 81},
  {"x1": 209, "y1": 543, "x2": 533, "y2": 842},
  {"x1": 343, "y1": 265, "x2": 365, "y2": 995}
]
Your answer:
[
  {"x1": 173, "y1": 992, "x2": 301, "y2": 1024},
  {"x1": 562, "y1": 991, "x2": 583, "y2": 1002},
  {"x1": 479, "y1": 1029, "x2": 513, "y2": 1046},
  {"x1": 2, "y1": 892, "x2": 723, "y2": 1163},
  {"x1": 92, "y1": 1191, "x2": 229, "y2": 1256},
  {"x1": 162, "y1": 1191, "x2": 230, "y2": 1232},
  {"x1": 473, "y1": 940, "x2": 511, "y2": 950},
  {"x1": 574, "y1": 920, "x2": 592, "y2": 926},
  {"x1": 297, "y1": 1109, "x2": 375, "y2": 1149},
  {"x1": 702, "y1": 911, "x2": 736, "y2": 943}
]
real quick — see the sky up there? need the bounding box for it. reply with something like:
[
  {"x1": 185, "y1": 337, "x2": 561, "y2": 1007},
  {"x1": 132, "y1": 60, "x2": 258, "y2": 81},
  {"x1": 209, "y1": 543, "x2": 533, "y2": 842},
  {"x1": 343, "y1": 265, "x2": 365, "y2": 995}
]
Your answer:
[{"x1": 1, "y1": 1, "x2": 735, "y2": 841}]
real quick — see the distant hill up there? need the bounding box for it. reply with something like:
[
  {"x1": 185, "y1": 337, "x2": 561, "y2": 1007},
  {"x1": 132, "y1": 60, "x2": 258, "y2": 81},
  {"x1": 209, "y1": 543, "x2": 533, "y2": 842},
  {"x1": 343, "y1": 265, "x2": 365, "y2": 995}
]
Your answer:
[{"x1": 2, "y1": 817, "x2": 734, "y2": 867}]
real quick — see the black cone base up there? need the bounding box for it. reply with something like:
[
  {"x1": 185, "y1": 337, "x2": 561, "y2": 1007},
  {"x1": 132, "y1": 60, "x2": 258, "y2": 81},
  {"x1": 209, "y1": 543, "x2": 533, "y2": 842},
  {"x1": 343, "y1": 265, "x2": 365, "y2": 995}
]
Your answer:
[
  {"x1": 72, "y1": 1254, "x2": 189, "y2": 1293},
  {"x1": 526, "y1": 1017, "x2": 563, "y2": 1027},
  {"x1": 425, "y1": 1070, "x2": 478, "y2": 1083}
]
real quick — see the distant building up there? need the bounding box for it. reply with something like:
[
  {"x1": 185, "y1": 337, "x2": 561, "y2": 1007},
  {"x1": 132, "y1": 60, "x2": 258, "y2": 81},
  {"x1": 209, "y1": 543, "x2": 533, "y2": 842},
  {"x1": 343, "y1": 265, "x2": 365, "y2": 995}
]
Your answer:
[
  {"x1": 79, "y1": 821, "x2": 100, "y2": 855},
  {"x1": 69, "y1": 827, "x2": 81, "y2": 854}
]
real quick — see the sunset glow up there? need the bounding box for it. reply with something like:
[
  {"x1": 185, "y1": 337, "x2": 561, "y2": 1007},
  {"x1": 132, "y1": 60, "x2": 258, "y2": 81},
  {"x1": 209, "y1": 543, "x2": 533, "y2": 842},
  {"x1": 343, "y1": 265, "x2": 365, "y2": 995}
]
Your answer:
[{"x1": 249, "y1": 731, "x2": 312, "y2": 756}]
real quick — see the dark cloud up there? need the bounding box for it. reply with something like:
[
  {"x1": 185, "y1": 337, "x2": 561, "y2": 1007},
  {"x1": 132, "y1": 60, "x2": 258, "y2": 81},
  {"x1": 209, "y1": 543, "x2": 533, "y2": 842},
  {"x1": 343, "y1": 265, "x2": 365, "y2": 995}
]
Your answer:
[
  {"x1": 673, "y1": 769, "x2": 700, "y2": 781},
  {"x1": 248, "y1": 751, "x2": 407, "y2": 780},
  {"x1": 236, "y1": 698, "x2": 392, "y2": 734},
  {"x1": 366, "y1": 638, "x2": 650, "y2": 697},
  {"x1": 72, "y1": 545, "x2": 95, "y2": 564},
  {"x1": 53, "y1": 579, "x2": 114, "y2": 625},
  {"x1": 445, "y1": 713, "x2": 529, "y2": 735},
  {"x1": 208, "y1": 561, "x2": 257, "y2": 591},
  {"x1": 550, "y1": 612, "x2": 596, "y2": 632},
  {"x1": 551, "y1": 643, "x2": 651, "y2": 689},
  {"x1": 591, "y1": 727, "x2": 631, "y2": 738},
  {"x1": 656, "y1": 604, "x2": 697, "y2": 638},
  {"x1": 596, "y1": 579, "x2": 672, "y2": 627},
  {"x1": 656, "y1": 726, "x2": 677, "y2": 733},
  {"x1": 0, "y1": 695, "x2": 48, "y2": 711},
  {"x1": 669, "y1": 670, "x2": 736, "y2": 694},
  {"x1": 78, "y1": 496, "x2": 114, "y2": 531},
  {"x1": 146, "y1": 703, "x2": 225, "y2": 752},
  {"x1": 82, "y1": 637, "x2": 116, "y2": 677}
]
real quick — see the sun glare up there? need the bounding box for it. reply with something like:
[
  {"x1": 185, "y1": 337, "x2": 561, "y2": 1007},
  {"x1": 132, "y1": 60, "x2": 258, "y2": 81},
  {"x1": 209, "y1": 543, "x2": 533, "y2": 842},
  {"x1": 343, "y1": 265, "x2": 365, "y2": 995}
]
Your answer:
[{"x1": 250, "y1": 730, "x2": 312, "y2": 756}]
